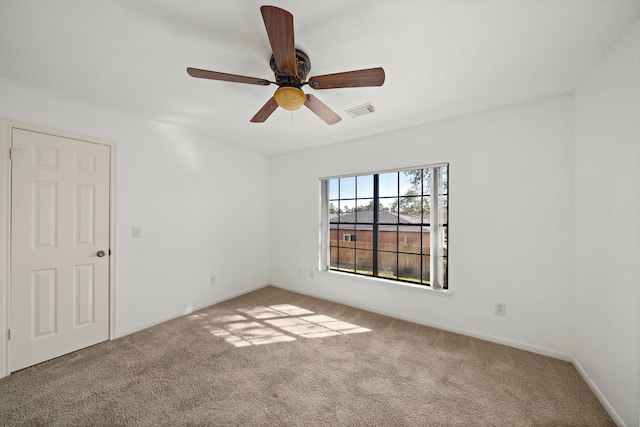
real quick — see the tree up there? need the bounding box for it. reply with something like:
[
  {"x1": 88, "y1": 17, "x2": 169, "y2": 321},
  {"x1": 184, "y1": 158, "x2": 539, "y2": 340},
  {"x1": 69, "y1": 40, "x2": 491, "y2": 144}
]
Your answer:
[
  {"x1": 397, "y1": 167, "x2": 449, "y2": 215},
  {"x1": 391, "y1": 189, "x2": 425, "y2": 215},
  {"x1": 329, "y1": 167, "x2": 447, "y2": 217},
  {"x1": 395, "y1": 170, "x2": 430, "y2": 215},
  {"x1": 356, "y1": 199, "x2": 382, "y2": 212}
]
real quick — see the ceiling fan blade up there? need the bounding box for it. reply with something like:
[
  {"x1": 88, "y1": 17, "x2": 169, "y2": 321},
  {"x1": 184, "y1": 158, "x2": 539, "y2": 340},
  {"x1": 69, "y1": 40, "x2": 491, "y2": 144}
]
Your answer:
[
  {"x1": 308, "y1": 67, "x2": 385, "y2": 90},
  {"x1": 260, "y1": 6, "x2": 297, "y2": 77},
  {"x1": 250, "y1": 97, "x2": 279, "y2": 123},
  {"x1": 187, "y1": 68, "x2": 271, "y2": 86},
  {"x1": 305, "y1": 94, "x2": 341, "y2": 125}
]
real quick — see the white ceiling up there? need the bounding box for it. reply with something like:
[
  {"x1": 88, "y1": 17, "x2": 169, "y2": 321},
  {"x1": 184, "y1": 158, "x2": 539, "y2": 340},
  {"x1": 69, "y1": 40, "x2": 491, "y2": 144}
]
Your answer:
[{"x1": 0, "y1": 1, "x2": 638, "y2": 156}]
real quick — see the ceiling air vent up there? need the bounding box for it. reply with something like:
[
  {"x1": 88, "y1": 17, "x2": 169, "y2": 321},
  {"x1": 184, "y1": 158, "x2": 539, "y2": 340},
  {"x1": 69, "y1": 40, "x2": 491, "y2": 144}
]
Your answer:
[{"x1": 346, "y1": 103, "x2": 376, "y2": 118}]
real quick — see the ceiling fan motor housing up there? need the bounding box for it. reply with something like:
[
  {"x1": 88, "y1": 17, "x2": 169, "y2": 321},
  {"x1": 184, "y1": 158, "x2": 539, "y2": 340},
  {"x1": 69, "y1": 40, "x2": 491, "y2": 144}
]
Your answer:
[{"x1": 270, "y1": 49, "x2": 311, "y2": 88}]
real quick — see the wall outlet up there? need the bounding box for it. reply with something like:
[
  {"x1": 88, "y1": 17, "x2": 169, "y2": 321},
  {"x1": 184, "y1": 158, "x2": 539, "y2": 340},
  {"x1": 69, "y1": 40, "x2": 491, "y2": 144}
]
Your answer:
[
  {"x1": 309, "y1": 268, "x2": 314, "y2": 278},
  {"x1": 132, "y1": 226, "x2": 142, "y2": 239},
  {"x1": 495, "y1": 303, "x2": 506, "y2": 316},
  {"x1": 209, "y1": 275, "x2": 216, "y2": 286}
]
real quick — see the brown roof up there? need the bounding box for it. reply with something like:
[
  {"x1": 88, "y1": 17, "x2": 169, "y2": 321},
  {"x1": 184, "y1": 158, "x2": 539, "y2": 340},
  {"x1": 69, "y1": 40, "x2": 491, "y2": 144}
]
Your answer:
[{"x1": 329, "y1": 210, "x2": 430, "y2": 232}]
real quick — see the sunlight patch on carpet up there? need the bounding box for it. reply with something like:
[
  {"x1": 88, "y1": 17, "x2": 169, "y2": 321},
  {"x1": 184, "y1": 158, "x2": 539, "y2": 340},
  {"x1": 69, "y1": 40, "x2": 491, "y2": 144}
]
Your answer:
[{"x1": 197, "y1": 304, "x2": 370, "y2": 348}]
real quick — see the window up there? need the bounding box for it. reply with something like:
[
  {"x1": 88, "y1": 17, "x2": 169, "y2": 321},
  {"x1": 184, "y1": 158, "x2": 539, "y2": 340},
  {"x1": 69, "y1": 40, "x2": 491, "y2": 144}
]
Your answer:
[{"x1": 321, "y1": 164, "x2": 448, "y2": 289}]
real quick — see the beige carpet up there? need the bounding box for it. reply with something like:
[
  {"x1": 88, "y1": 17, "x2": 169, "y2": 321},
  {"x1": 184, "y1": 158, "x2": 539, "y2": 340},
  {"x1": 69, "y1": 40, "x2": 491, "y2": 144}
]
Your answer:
[{"x1": 0, "y1": 286, "x2": 613, "y2": 426}]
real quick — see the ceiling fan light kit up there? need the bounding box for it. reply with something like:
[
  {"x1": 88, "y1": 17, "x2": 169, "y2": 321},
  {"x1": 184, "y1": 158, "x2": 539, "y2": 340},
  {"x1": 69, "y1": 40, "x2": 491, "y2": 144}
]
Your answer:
[
  {"x1": 187, "y1": 5, "x2": 385, "y2": 125},
  {"x1": 273, "y1": 87, "x2": 306, "y2": 111}
]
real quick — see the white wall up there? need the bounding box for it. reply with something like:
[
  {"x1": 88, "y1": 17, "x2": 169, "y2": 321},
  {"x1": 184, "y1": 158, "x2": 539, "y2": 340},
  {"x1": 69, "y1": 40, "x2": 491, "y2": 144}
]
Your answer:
[
  {"x1": 270, "y1": 95, "x2": 574, "y2": 359},
  {"x1": 573, "y1": 19, "x2": 640, "y2": 427},
  {"x1": 0, "y1": 77, "x2": 271, "y2": 337},
  {"x1": 1, "y1": 18, "x2": 638, "y2": 424}
]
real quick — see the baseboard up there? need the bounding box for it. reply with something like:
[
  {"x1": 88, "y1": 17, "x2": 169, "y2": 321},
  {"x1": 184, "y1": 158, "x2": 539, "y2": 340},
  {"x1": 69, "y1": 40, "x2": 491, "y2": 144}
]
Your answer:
[
  {"x1": 572, "y1": 357, "x2": 626, "y2": 427},
  {"x1": 115, "y1": 282, "x2": 270, "y2": 338},
  {"x1": 269, "y1": 282, "x2": 572, "y2": 362}
]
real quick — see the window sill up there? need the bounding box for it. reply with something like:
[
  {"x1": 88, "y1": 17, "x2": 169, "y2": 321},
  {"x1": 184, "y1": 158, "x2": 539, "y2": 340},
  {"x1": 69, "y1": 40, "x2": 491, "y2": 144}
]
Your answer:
[{"x1": 320, "y1": 269, "x2": 453, "y2": 297}]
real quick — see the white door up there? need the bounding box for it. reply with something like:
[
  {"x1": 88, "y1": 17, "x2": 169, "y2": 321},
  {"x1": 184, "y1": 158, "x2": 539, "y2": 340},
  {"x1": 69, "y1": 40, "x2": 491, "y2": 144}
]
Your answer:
[{"x1": 10, "y1": 128, "x2": 110, "y2": 372}]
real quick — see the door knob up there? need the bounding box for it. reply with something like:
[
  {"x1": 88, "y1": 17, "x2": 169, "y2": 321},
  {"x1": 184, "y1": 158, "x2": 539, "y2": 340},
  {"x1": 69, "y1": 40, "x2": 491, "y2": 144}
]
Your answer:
[{"x1": 97, "y1": 250, "x2": 106, "y2": 257}]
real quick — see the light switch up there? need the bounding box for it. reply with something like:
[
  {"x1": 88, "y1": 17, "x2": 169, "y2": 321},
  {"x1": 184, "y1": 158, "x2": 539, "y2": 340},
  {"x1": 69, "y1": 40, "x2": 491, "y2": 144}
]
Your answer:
[{"x1": 132, "y1": 226, "x2": 142, "y2": 239}]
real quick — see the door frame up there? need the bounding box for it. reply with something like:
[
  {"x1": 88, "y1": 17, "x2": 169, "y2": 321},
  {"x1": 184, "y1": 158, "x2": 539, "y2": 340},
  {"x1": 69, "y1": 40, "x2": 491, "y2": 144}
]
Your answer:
[{"x1": 0, "y1": 118, "x2": 117, "y2": 378}]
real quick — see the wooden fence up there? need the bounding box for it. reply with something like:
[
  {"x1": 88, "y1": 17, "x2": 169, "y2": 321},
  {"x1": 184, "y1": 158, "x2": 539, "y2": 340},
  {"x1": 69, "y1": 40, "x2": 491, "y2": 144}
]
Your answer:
[{"x1": 330, "y1": 241, "x2": 436, "y2": 276}]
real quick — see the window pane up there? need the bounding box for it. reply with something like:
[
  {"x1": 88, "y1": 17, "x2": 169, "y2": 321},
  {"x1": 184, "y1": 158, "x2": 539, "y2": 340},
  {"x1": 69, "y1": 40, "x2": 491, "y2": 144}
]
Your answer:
[
  {"x1": 443, "y1": 226, "x2": 448, "y2": 252},
  {"x1": 422, "y1": 196, "x2": 431, "y2": 221},
  {"x1": 329, "y1": 178, "x2": 339, "y2": 200},
  {"x1": 442, "y1": 256, "x2": 448, "y2": 288},
  {"x1": 355, "y1": 249, "x2": 373, "y2": 275},
  {"x1": 338, "y1": 225, "x2": 355, "y2": 247},
  {"x1": 356, "y1": 175, "x2": 374, "y2": 199},
  {"x1": 398, "y1": 196, "x2": 422, "y2": 217},
  {"x1": 398, "y1": 253, "x2": 421, "y2": 283},
  {"x1": 330, "y1": 247, "x2": 339, "y2": 269},
  {"x1": 379, "y1": 198, "x2": 398, "y2": 217},
  {"x1": 340, "y1": 176, "x2": 356, "y2": 199},
  {"x1": 355, "y1": 229, "x2": 373, "y2": 246},
  {"x1": 441, "y1": 165, "x2": 448, "y2": 195},
  {"x1": 355, "y1": 209, "x2": 374, "y2": 224},
  {"x1": 378, "y1": 226, "x2": 397, "y2": 251},
  {"x1": 338, "y1": 248, "x2": 355, "y2": 272},
  {"x1": 398, "y1": 225, "x2": 421, "y2": 254},
  {"x1": 421, "y1": 255, "x2": 431, "y2": 284},
  {"x1": 339, "y1": 200, "x2": 354, "y2": 220},
  {"x1": 378, "y1": 251, "x2": 397, "y2": 279},
  {"x1": 422, "y1": 228, "x2": 431, "y2": 254},
  {"x1": 423, "y1": 168, "x2": 432, "y2": 195},
  {"x1": 355, "y1": 198, "x2": 373, "y2": 213},
  {"x1": 400, "y1": 169, "x2": 421, "y2": 195},
  {"x1": 329, "y1": 223, "x2": 338, "y2": 245},
  {"x1": 329, "y1": 201, "x2": 339, "y2": 218},
  {"x1": 378, "y1": 172, "x2": 398, "y2": 197}
]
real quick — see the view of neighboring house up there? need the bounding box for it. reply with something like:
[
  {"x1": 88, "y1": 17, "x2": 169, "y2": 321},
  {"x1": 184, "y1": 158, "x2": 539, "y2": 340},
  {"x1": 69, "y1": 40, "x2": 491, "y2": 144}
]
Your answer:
[
  {"x1": 329, "y1": 209, "x2": 448, "y2": 284},
  {"x1": 329, "y1": 210, "x2": 431, "y2": 247}
]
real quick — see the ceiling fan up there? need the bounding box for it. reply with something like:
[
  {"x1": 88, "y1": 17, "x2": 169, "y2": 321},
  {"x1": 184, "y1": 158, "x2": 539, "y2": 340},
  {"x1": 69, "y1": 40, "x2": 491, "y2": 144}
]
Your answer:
[{"x1": 187, "y1": 5, "x2": 385, "y2": 125}]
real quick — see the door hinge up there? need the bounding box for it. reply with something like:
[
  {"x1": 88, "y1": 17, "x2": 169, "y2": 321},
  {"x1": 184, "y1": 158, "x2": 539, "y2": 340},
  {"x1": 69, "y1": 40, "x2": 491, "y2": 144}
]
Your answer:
[
  {"x1": 7, "y1": 329, "x2": 10, "y2": 340},
  {"x1": 9, "y1": 148, "x2": 14, "y2": 160}
]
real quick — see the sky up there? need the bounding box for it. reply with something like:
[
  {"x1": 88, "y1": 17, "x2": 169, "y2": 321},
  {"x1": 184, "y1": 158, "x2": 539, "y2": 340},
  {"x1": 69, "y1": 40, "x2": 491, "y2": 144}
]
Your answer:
[{"x1": 329, "y1": 169, "x2": 430, "y2": 211}]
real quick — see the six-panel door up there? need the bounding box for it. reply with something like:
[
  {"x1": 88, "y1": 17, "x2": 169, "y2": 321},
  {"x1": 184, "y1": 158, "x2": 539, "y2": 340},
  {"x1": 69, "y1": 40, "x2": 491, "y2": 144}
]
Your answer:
[{"x1": 10, "y1": 129, "x2": 110, "y2": 371}]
